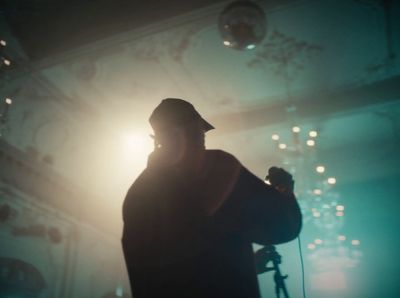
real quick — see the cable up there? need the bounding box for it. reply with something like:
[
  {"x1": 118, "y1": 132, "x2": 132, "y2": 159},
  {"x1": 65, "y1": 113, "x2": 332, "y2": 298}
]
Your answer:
[{"x1": 298, "y1": 236, "x2": 306, "y2": 298}]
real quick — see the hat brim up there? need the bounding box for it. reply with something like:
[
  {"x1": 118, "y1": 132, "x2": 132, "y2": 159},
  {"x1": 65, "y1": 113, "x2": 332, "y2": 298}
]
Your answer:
[{"x1": 201, "y1": 118, "x2": 215, "y2": 132}]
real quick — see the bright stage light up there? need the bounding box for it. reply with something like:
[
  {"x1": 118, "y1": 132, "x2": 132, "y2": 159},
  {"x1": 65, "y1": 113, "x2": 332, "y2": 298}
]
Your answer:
[
  {"x1": 0, "y1": 40, "x2": 6, "y2": 46},
  {"x1": 5, "y1": 98, "x2": 12, "y2": 105},
  {"x1": 316, "y1": 165, "x2": 325, "y2": 173},
  {"x1": 308, "y1": 243, "x2": 316, "y2": 250},
  {"x1": 309, "y1": 130, "x2": 318, "y2": 137},
  {"x1": 122, "y1": 132, "x2": 153, "y2": 159},
  {"x1": 351, "y1": 240, "x2": 360, "y2": 246},
  {"x1": 338, "y1": 235, "x2": 346, "y2": 241}
]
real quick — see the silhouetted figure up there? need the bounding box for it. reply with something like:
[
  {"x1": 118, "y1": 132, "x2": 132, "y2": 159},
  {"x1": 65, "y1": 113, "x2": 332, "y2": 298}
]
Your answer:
[{"x1": 122, "y1": 98, "x2": 301, "y2": 298}]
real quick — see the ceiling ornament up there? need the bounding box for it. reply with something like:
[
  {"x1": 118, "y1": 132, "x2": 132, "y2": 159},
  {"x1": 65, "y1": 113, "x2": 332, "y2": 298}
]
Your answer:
[
  {"x1": 0, "y1": 258, "x2": 47, "y2": 293},
  {"x1": 219, "y1": 0, "x2": 266, "y2": 51},
  {"x1": 129, "y1": 24, "x2": 204, "y2": 64},
  {"x1": 68, "y1": 58, "x2": 98, "y2": 82},
  {"x1": 247, "y1": 30, "x2": 323, "y2": 84}
]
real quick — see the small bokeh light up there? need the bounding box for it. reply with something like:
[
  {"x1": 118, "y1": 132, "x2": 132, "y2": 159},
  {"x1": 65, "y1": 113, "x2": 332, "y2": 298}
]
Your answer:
[
  {"x1": 313, "y1": 211, "x2": 321, "y2": 217},
  {"x1": 308, "y1": 243, "x2": 316, "y2": 250},
  {"x1": 3, "y1": 58, "x2": 11, "y2": 66},
  {"x1": 313, "y1": 189, "x2": 322, "y2": 195},
  {"x1": 327, "y1": 177, "x2": 336, "y2": 184},
  {"x1": 315, "y1": 239, "x2": 323, "y2": 245},
  {"x1": 278, "y1": 143, "x2": 287, "y2": 149},
  {"x1": 271, "y1": 134, "x2": 279, "y2": 141},
  {"x1": 292, "y1": 126, "x2": 300, "y2": 133},
  {"x1": 306, "y1": 139, "x2": 315, "y2": 146},
  {"x1": 336, "y1": 205, "x2": 345, "y2": 211}
]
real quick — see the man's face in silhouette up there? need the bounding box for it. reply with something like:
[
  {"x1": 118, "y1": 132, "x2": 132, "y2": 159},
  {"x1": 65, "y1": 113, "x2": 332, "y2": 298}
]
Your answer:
[
  {"x1": 154, "y1": 119, "x2": 206, "y2": 163},
  {"x1": 183, "y1": 120, "x2": 206, "y2": 150}
]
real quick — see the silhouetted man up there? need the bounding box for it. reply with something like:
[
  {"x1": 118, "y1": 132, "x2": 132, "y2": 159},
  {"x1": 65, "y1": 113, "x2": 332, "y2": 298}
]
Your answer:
[{"x1": 122, "y1": 98, "x2": 301, "y2": 298}]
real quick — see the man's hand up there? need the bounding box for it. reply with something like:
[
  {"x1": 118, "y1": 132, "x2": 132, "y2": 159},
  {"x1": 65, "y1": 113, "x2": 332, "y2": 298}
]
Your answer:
[{"x1": 265, "y1": 167, "x2": 294, "y2": 195}]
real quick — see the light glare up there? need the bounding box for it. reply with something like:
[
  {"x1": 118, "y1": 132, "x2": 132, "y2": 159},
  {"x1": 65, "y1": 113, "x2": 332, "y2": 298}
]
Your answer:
[
  {"x1": 122, "y1": 133, "x2": 153, "y2": 159},
  {"x1": 338, "y1": 235, "x2": 346, "y2": 241},
  {"x1": 309, "y1": 130, "x2": 318, "y2": 137},
  {"x1": 316, "y1": 165, "x2": 325, "y2": 173},
  {"x1": 5, "y1": 98, "x2": 12, "y2": 105}
]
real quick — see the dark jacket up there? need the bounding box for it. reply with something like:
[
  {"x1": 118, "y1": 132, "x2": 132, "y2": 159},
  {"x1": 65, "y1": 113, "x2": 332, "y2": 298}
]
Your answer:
[{"x1": 122, "y1": 150, "x2": 301, "y2": 298}]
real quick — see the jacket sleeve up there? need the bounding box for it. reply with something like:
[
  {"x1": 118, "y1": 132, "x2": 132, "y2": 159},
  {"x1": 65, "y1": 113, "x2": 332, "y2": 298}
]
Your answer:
[{"x1": 212, "y1": 157, "x2": 302, "y2": 246}]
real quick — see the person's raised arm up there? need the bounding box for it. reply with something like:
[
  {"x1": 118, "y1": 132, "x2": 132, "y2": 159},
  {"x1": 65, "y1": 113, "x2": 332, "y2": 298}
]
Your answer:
[{"x1": 218, "y1": 162, "x2": 302, "y2": 246}]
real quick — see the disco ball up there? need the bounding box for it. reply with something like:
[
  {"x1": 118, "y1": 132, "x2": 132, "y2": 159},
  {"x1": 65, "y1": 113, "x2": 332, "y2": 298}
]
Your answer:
[{"x1": 218, "y1": 1, "x2": 267, "y2": 51}]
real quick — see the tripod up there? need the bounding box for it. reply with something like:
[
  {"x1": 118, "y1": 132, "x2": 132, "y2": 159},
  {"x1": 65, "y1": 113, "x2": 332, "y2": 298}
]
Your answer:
[{"x1": 255, "y1": 245, "x2": 290, "y2": 298}]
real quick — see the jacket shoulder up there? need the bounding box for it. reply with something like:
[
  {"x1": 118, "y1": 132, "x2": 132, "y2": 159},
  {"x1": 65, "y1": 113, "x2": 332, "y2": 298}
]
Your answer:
[{"x1": 205, "y1": 149, "x2": 240, "y2": 165}]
